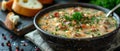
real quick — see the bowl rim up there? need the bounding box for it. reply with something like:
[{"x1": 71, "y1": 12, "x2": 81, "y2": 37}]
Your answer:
[{"x1": 33, "y1": 3, "x2": 120, "y2": 40}]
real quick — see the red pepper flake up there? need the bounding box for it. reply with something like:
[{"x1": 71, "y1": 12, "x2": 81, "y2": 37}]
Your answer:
[
  {"x1": 6, "y1": 40, "x2": 11, "y2": 47},
  {"x1": 1, "y1": 43, "x2": 4, "y2": 47},
  {"x1": 3, "y1": 36, "x2": 7, "y2": 40},
  {"x1": 7, "y1": 43, "x2": 11, "y2": 47},
  {"x1": 16, "y1": 49, "x2": 19, "y2": 51},
  {"x1": 54, "y1": 12, "x2": 59, "y2": 17},
  {"x1": 10, "y1": 35, "x2": 13, "y2": 39},
  {"x1": 16, "y1": 46, "x2": 19, "y2": 51},
  {"x1": 35, "y1": 48, "x2": 40, "y2": 51}
]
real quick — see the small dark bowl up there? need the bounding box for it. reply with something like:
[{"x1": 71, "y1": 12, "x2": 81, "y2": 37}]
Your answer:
[{"x1": 34, "y1": 3, "x2": 120, "y2": 51}]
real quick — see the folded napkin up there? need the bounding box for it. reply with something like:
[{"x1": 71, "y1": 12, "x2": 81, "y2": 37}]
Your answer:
[
  {"x1": 24, "y1": 30, "x2": 53, "y2": 51},
  {"x1": 25, "y1": 30, "x2": 120, "y2": 51}
]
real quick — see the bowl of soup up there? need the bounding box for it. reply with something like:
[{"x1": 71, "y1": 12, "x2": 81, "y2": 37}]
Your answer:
[{"x1": 34, "y1": 3, "x2": 120, "y2": 51}]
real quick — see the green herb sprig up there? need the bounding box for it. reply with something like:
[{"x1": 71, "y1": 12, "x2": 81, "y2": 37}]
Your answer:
[
  {"x1": 72, "y1": 12, "x2": 83, "y2": 21},
  {"x1": 64, "y1": 12, "x2": 83, "y2": 22}
]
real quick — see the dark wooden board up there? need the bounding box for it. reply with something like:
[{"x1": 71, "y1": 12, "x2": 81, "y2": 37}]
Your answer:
[
  {"x1": 0, "y1": 1, "x2": 33, "y2": 25},
  {"x1": 0, "y1": 0, "x2": 57, "y2": 36},
  {"x1": 0, "y1": 10, "x2": 33, "y2": 29},
  {"x1": 0, "y1": 0, "x2": 37, "y2": 36}
]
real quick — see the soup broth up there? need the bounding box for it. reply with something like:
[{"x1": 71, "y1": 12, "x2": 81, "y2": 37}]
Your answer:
[{"x1": 38, "y1": 7, "x2": 117, "y2": 38}]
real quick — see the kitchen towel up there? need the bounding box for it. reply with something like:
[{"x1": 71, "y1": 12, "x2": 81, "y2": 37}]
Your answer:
[
  {"x1": 24, "y1": 30, "x2": 53, "y2": 51},
  {"x1": 25, "y1": 30, "x2": 120, "y2": 51}
]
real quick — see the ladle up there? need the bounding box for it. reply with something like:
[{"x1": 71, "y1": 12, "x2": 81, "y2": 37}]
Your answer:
[{"x1": 106, "y1": 3, "x2": 120, "y2": 17}]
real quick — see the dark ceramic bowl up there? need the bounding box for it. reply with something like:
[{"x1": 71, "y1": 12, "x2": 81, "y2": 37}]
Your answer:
[
  {"x1": 54, "y1": 0, "x2": 78, "y2": 3},
  {"x1": 34, "y1": 3, "x2": 120, "y2": 51}
]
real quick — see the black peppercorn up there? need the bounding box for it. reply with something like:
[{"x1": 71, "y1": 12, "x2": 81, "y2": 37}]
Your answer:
[
  {"x1": 1, "y1": 43, "x2": 4, "y2": 47},
  {"x1": 2, "y1": 33, "x2": 4, "y2": 36},
  {"x1": 20, "y1": 48, "x2": 24, "y2": 51}
]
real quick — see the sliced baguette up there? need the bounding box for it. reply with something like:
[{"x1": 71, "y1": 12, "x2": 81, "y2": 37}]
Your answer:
[
  {"x1": 1, "y1": 0, "x2": 14, "y2": 11},
  {"x1": 5, "y1": 0, "x2": 14, "y2": 11},
  {"x1": 1, "y1": 0, "x2": 7, "y2": 11},
  {"x1": 4, "y1": 12, "x2": 20, "y2": 30},
  {"x1": 12, "y1": 0, "x2": 43, "y2": 17}
]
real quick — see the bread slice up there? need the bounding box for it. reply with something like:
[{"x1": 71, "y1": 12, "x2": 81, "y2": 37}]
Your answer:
[
  {"x1": 1, "y1": 0, "x2": 14, "y2": 11},
  {"x1": 1, "y1": 0, "x2": 7, "y2": 11},
  {"x1": 5, "y1": 0, "x2": 14, "y2": 11},
  {"x1": 12, "y1": 0, "x2": 43, "y2": 17},
  {"x1": 4, "y1": 12, "x2": 20, "y2": 30}
]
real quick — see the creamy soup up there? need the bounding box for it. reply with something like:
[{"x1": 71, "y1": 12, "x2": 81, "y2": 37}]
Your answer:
[{"x1": 38, "y1": 7, "x2": 117, "y2": 38}]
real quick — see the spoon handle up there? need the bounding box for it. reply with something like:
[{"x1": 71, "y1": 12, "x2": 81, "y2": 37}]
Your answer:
[{"x1": 106, "y1": 3, "x2": 120, "y2": 17}]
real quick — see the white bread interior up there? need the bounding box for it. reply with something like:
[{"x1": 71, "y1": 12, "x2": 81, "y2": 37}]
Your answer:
[
  {"x1": 9, "y1": 13, "x2": 20, "y2": 25},
  {"x1": 19, "y1": 0, "x2": 42, "y2": 9},
  {"x1": 12, "y1": 0, "x2": 43, "y2": 17},
  {"x1": 4, "y1": 12, "x2": 20, "y2": 30}
]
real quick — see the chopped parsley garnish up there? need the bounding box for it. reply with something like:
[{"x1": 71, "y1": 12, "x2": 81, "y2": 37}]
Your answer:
[
  {"x1": 72, "y1": 12, "x2": 83, "y2": 21},
  {"x1": 64, "y1": 15, "x2": 72, "y2": 21},
  {"x1": 64, "y1": 12, "x2": 83, "y2": 21},
  {"x1": 91, "y1": 17, "x2": 96, "y2": 24}
]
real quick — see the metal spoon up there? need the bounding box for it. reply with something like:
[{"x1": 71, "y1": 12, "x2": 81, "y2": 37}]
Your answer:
[{"x1": 106, "y1": 3, "x2": 120, "y2": 17}]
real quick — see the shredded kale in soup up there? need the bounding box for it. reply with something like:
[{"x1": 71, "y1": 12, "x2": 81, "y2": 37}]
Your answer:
[{"x1": 38, "y1": 7, "x2": 117, "y2": 38}]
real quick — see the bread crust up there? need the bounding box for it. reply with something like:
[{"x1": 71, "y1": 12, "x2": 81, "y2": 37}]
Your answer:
[
  {"x1": 12, "y1": 0, "x2": 43, "y2": 17},
  {"x1": 4, "y1": 12, "x2": 15, "y2": 30},
  {"x1": 38, "y1": 0, "x2": 53, "y2": 4}
]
